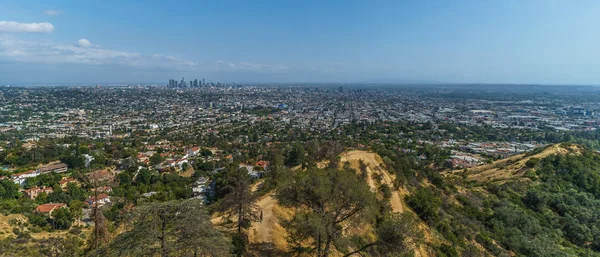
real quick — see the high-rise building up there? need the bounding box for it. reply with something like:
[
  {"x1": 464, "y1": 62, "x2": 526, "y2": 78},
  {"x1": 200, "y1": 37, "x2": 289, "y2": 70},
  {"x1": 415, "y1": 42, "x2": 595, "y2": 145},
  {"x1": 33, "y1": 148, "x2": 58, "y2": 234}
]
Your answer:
[{"x1": 193, "y1": 79, "x2": 198, "y2": 87}]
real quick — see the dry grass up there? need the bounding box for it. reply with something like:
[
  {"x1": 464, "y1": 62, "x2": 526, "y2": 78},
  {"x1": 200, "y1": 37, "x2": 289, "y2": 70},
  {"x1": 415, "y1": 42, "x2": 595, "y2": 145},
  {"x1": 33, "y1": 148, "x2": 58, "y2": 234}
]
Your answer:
[
  {"x1": 248, "y1": 193, "x2": 290, "y2": 253},
  {"x1": 0, "y1": 214, "x2": 26, "y2": 237},
  {"x1": 466, "y1": 144, "x2": 581, "y2": 183},
  {"x1": 0, "y1": 213, "x2": 92, "y2": 240},
  {"x1": 339, "y1": 151, "x2": 405, "y2": 213},
  {"x1": 339, "y1": 151, "x2": 438, "y2": 257}
]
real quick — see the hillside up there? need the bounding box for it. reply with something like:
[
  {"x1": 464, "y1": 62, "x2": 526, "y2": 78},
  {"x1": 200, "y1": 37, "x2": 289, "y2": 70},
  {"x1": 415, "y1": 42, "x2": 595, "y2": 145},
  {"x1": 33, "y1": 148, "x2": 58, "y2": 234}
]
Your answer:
[
  {"x1": 461, "y1": 143, "x2": 582, "y2": 183},
  {"x1": 240, "y1": 150, "x2": 435, "y2": 257},
  {"x1": 436, "y1": 143, "x2": 600, "y2": 256},
  {"x1": 3, "y1": 144, "x2": 599, "y2": 256},
  {"x1": 339, "y1": 151, "x2": 436, "y2": 257},
  {"x1": 339, "y1": 151, "x2": 405, "y2": 213}
]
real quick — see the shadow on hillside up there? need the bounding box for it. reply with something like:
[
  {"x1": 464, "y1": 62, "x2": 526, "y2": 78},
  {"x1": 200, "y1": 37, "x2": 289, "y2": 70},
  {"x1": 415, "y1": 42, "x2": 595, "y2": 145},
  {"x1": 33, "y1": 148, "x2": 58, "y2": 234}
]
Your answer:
[{"x1": 247, "y1": 242, "x2": 288, "y2": 257}]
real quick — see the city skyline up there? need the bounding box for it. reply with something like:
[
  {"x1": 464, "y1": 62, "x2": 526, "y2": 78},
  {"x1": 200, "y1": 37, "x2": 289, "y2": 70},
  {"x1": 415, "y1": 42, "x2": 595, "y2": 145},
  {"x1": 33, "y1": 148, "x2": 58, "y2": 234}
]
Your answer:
[{"x1": 1, "y1": 1, "x2": 600, "y2": 85}]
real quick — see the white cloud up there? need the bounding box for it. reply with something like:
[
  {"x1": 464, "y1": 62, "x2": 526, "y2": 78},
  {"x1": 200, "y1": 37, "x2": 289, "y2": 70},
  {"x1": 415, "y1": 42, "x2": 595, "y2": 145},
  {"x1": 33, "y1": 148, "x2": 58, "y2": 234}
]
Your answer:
[
  {"x1": 77, "y1": 38, "x2": 95, "y2": 48},
  {"x1": 0, "y1": 37, "x2": 141, "y2": 65},
  {"x1": 0, "y1": 21, "x2": 54, "y2": 33},
  {"x1": 0, "y1": 36, "x2": 300, "y2": 74},
  {"x1": 44, "y1": 10, "x2": 63, "y2": 16}
]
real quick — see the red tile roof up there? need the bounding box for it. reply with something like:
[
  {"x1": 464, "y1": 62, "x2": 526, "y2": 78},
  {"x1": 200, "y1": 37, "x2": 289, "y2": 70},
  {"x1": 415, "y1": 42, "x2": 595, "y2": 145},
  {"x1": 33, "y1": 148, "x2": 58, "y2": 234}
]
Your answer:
[
  {"x1": 35, "y1": 203, "x2": 66, "y2": 213},
  {"x1": 89, "y1": 193, "x2": 109, "y2": 201},
  {"x1": 59, "y1": 177, "x2": 77, "y2": 185}
]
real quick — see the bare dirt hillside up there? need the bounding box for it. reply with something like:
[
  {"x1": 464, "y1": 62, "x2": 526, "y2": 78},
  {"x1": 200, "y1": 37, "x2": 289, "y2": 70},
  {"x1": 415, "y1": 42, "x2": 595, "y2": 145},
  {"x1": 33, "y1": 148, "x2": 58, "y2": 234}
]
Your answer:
[
  {"x1": 339, "y1": 151, "x2": 434, "y2": 257},
  {"x1": 241, "y1": 150, "x2": 439, "y2": 256},
  {"x1": 340, "y1": 151, "x2": 404, "y2": 213}
]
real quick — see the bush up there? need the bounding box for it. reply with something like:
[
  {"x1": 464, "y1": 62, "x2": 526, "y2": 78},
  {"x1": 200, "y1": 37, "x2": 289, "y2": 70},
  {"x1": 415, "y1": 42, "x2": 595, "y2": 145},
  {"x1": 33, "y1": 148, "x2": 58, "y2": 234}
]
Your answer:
[
  {"x1": 436, "y1": 244, "x2": 459, "y2": 257},
  {"x1": 27, "y1": 213, "x2": 49, "y2": 228},
  {"x1": 231, "y1": 232, "x2": 248, "y2": 256},
  {"x1": 29, "y1": 226, "x2": 42, "y2": 233},
  {"x1": 405, "y1": 188, "x2": 441, "y2": 224},
  {"x1": 69, "y1": 226, "x2": 82, "y2": 235},
  {"x1": 380, "y1": 184, "x2": 392, "y2": 200},
  {"x1": 525, "y1": 158, "x2": 540, "y2": 168}
]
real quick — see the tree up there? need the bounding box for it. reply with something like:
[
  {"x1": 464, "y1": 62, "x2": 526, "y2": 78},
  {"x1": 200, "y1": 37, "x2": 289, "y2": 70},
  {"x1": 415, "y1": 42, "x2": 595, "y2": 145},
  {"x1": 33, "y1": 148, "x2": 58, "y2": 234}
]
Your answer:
[
  {"x1": 262, "y1": 148, "x2": 288, "y2": 191},
  {"x1": 525, "y1": 158, "x2": 540, "y2": 168},
  {"x1": 88, "y1": 206, "x2": 110, "y2": 253},
  {"x1": 61, "y1": 155, "x2": 85, "y2": 169},
  {"x1": 150, "y1": 153, "x2": 164, "y2": 166},
  {"x1": 35, "y1": 192, "x2": 48, "y2": 204},
  {"x1": 48, "y1": 191, "x2": 72, "y2": 204},
  {"x1": 277, "y1": 168, "x2": 377, "y2": 257},
  {"x1": 358, "y1": 159, "x2": 368, "y2": 180},
  {"x1": 200, "y1": 148, "x2": 212, "y2": 157},
  {"x1": 66, "y1": 182, "x2": 87, "y2": 202},
  {"x1": 69, "y1": 200, "x2": 84, "y2": 226},
  {"x1": 220, "y1": 167, "x2": 259, "y2": 233},
  {"x1": 103, "y1": 199, "x2": 231, "y2": 257},
  {"x1": 406, "y1": 187, "x2": 441, "y2": 224},
  {"x1": 52, "y1": 207, "x2": 73, "y2": 230},
  {"x1": 86, "y1": 175, "x2": 112, "y2": 253},
  {"x1": 0, "y1": 180, "x2": 19, "y2": 199},
  {"x1": 343, "y1": 213, "x2": 423, "y2": 256},
  {"x1": 285, "y1": 143, "x2": 305, "y2": 167}
]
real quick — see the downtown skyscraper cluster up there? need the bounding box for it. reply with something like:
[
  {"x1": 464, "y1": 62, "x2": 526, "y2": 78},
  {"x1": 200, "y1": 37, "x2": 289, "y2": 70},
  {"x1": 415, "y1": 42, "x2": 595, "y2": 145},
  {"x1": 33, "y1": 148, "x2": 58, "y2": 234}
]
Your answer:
[{"x1": 168, "y1": 78, "x2": 210, "y2": 88}]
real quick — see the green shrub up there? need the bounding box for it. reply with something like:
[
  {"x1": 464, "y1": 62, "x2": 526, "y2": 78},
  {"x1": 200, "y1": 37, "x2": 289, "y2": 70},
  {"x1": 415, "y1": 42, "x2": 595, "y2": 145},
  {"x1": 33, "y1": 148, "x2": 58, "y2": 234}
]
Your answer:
[{"x1": 525, "y1": 158, "x2": 540, "y2": 168}]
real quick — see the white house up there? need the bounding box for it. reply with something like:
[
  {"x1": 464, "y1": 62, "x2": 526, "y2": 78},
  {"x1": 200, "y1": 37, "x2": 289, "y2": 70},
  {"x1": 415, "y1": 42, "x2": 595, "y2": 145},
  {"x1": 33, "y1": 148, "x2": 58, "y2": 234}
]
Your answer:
[{"x1": 11, "y1": 170, "x2": 40, "y2": 185}]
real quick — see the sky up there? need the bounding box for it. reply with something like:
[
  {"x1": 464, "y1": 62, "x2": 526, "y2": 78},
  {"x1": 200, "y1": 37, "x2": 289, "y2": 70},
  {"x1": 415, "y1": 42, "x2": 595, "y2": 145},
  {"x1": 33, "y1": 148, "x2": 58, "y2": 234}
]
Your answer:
[{"x1": 1, "y1": 0, "x2": 600, "y2": 84}]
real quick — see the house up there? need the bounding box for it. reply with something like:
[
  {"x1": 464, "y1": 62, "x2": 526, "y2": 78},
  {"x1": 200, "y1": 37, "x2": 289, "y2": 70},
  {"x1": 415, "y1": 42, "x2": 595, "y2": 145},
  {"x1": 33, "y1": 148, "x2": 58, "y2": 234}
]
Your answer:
[
  {"x1": 82, "y1": 154, "x2": 95, "y2": 168},
  {"x1": 38, "y1": 162, "x2": 68, "y2": 174},
  {"x1": 87, "y1": 193, "x2": 110, "y2": 207},
  {"x1": 35, "y1": 203, "x2": 66, "y2": 216},
  {"x1": 187, "y1": 146, "x2": 200, "y2": 157},
  {"x1": 170, "y1": 158, "x2": 189, "y2": 169},
  {"x1": 11, "y1": 170, "x2": 40, "y2": 185},
  {"x1": 22, "y1": 142, "x2": 35, "y2": 150},
  {"x1": 24, "y1": 186, "x2": 54, "y2": 200},
  {"x1": 59, "y1": 177, "x2": 78, "y2": 189},
  {"x1": 86, "y1": 169, "x2": 114, "y2": 183},
  {"x1": 91, "y1": 185, "x2": 113, "y2": 193},
  {"x1": 141, "y1": 191, "x2": 157, "y2": 198},
  {"x1": 240, "y1": 164, "x2": 261, "y2": 179},
  {"x1": 255, "y1": 160, "x2": 269, "y2": 169},
  {"x1": 191, "y1": 176, "x2": 211, "y2": 203}
]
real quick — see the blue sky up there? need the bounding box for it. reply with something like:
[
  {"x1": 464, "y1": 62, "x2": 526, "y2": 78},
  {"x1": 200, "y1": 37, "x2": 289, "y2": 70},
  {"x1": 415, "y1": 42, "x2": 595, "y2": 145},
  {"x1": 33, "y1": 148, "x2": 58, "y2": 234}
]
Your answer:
[{"x1": 1, "y1": 0, "x2": 600, "y2": 84}]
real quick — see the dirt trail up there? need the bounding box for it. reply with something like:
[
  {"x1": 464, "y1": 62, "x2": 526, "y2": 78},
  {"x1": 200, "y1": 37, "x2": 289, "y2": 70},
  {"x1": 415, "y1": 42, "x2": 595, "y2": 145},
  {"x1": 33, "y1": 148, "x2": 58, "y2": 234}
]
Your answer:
[
  {"x1": 249, "y1": 194, "x2": 278, "y2": 243},
  {"x1": 247, "y1": 182, "x2": 289, "y2": 255},
  {"x1": 373, "y1": 166, "x2": 404, "y2": 213}
]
